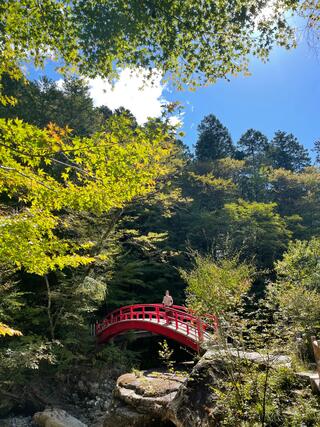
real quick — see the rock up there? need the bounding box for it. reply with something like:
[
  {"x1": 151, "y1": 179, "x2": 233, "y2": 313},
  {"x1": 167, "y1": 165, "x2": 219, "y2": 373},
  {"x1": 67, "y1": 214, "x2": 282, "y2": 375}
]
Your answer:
[
  {"x1": 0, "y1": 416, "x2": 32, "y2": 426},
  {"x1": 77, "y1": 380, "x2": 85, "y2": 392},
  {"x1": 204, "y1": 348, "x2": 291, "y2": 368},
  {"x1": 104, "y1": 402, "x2": 162, "y2": 427},
  {"x1": 104, "y1": 371, "x2": 187, "y2": 427},
  {"x1": 90, "y1": 382, "x2": 99, "y2": 394},
  {"x1": 167, "y1": 354, "x2": 226, "y2": 427},
  {"x1": 33, "y1": 408, "x2": 87, "y2": 427},
  {"x1": 296, "y1": 371, "x2": 320, "y2": 394},
  {"x1": 167, "y1": 348, "x2": 292, "y2": 427},
  {"x1": 103, "y1": 400, "x2": 110, "y2": 410}
]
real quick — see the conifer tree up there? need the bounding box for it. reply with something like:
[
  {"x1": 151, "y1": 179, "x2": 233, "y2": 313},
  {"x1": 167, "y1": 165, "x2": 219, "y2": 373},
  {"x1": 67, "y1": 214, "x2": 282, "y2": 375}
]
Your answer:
[
  {"x1": 268, "y1": 131, "x2": 311, "y2": 172},
  {"x1": 195, "y1": 114, "x2": 234, "y2": 162}
]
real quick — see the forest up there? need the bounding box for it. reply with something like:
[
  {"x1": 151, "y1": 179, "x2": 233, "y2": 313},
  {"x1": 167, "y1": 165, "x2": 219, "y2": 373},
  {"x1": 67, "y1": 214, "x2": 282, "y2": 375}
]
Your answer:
[
  {"x1": 1, "y1": 1, "x2": 320, "y2": 426},
  {"x1": 1, "y1": 74, "x2": 320, "y2": 424}
]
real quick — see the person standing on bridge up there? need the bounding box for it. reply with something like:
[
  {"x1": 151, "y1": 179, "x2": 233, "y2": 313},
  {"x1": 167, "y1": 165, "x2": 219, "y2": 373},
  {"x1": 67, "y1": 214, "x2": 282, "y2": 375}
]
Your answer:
[{"x1": 162, "y1": 290, "x2": 173, "y2": 325}]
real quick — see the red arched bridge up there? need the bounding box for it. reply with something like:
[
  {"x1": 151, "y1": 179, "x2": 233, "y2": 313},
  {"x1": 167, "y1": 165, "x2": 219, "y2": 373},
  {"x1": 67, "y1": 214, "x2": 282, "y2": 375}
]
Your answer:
[{"x1": 95, "y1": 304, "x2": 218, "y2": 351}]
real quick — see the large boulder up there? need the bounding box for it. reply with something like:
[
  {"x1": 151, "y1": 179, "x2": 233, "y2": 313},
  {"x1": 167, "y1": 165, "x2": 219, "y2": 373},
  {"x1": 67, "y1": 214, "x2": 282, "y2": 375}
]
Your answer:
[
  {"x1": 167, "y1": 353, "x2": 227, "y2": 427},
  {"x1": 104, "y1": 401, "x2": 162, "y2": 427},
  {"x1": 33, "y1": 408, "x2": 87, "y2": 427},
  {"x1": 104, "y1": 371, "x2": 186, "y2": 427}
]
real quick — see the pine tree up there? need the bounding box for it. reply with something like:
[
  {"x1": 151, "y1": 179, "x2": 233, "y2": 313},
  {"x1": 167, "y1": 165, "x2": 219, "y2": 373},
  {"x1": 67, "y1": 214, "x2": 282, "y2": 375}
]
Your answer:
[
  {"x1": 195, "y1": 114, "x2": 234, "y2": 161},
  {"x1": 268, "y1": 131, "x2": 311, "y2": 172},
  {"x1": 314, "y1": 139, "x2": 320, "y2": 165},
  {"x1": 238, "y1": 129, "x2": 269, "y2": 166},
  {"x1": 237, "y1": 129, "x2": 269, "y2": 200}
]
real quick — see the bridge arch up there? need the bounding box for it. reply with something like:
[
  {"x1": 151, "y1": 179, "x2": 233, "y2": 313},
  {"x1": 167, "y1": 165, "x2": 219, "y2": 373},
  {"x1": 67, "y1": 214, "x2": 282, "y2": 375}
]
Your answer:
[{"x1": 95, "y1": 304, "x2": 218, "y2": 351}]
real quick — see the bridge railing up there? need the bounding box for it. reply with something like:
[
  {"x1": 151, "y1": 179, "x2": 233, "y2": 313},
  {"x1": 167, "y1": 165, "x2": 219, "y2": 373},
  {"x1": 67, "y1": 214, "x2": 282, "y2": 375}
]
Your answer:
[{"x1": 95, "y1": 303, "x2": 218, "y2": 343}]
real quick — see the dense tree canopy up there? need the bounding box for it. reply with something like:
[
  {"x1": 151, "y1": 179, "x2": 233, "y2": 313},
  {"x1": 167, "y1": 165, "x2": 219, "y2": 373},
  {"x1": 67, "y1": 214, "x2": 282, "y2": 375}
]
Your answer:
[
  {"x1": 269, "y1": 237, "x2": 320, "y2": 338},
  {"x1": 0, "y1": 70, "x2": 319, "y2": 417},
  {"x1": 0, "y1": 76, "x2": 104, "y2": 135},
  {"x1": 0, "y1": 0, "x2": 300, "y2": 94},
  {"x1": 0, "y1": 116, "x2": 173, "y2": 274}
]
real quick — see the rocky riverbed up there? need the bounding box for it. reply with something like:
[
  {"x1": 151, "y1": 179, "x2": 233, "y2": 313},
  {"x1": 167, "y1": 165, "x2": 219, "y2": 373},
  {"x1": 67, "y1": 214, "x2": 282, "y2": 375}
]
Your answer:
[
  {"x1": 0, "y1": 363, "x2": 117, "y2": 427},
  {"x1": 3, "y1": 348, "x2": 317, "y2": 427}
]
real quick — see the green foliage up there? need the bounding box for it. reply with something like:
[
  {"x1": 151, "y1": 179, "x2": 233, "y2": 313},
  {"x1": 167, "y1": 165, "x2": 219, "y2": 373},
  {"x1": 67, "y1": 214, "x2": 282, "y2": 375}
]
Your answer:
[
  {"x1": 268, "y1": 131, "x2": 311, "y2": 172},
  {"x1": 276, "y1": 238, "x2": 320, "y2": 289},
  {"x1": 0, "y1": 269, "x2": 23, "y2": 337},
  {"x1": 206, "y1": 302, "x2": 320, "y2": 427},
  {"x1": 315, "y1": 139, "x2": 320, "y2": 164},
  {"x1": 267, "y1": 167, "x2": 320, "y2": 238},
  {"x1": 0, "y1": 66, "x2": 320, "y2": 419},
  {"x1": 0, "y1": 116, "x2": 173, "y2": 275},
  {"x1": 158, "y1": 340, "x2": 175, "y2": 373},
  {"x1": 195, "y1": 114, "x2": 234, "y2": 161},
  {"x1": 0, "y1": 0, "x2": 299, "y2": 94},
  {"x1": 0, "y1": 336, "x2": 58, "y2": 386},
  {"x1": 182, "y1": 254, "x2": 253, "y2": 315},
  {"x1": 238, "y1": 129, "x2": 269, "y2": 162},
  {"x1": 214, "y1": 360, "x2": 320, "y2": 426},
  {"x1": 223, "y1": 200, "x2": 291, "y2": 268},
  {"x1": 0, "y1": 109, "x2": 174, "y2": 392},
  {"x1": 268, "y1": 238, "x2": 320, "y2": 338},
  {"x1": 187, "y1": 170, "x2": 237, "y2": 209},
  {"x1": 0, "y1": 76, "x2": 106, "y2": 136},
  {"x1": 287, "y1": 393, "x2": 320, "y2": 426},
  {"x1": 237, "y1": 129, "x2": 269, "y2": 200}
]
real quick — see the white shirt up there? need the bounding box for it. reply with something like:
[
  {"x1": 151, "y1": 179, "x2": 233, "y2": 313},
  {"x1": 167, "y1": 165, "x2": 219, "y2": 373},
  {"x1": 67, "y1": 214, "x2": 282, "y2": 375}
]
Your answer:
[{"x1": 162, "y1": 295, "x2": 173, "y2": 306}]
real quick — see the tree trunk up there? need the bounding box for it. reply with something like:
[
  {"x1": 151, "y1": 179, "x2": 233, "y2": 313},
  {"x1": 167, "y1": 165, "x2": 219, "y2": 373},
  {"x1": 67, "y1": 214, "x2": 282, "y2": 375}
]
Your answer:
[{"x1": 45, "y1": 275, "x2": 55, "y2": 341}]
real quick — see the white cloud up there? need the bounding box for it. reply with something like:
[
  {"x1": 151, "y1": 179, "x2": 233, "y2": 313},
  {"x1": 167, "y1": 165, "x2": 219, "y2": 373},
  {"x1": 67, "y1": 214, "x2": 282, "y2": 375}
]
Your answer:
[
  {"x1": 56, "y1": 79, "x2": 64, "y2": 90},
  {"x1": 55, "y1": 68, "x2": 183, "y2": 126},
  {"x1": 88, "y1": 68, "x2": 167, "y2": 124},
  {"x1": 168, "y1": 114, "x2": 184, "y2": 127}
]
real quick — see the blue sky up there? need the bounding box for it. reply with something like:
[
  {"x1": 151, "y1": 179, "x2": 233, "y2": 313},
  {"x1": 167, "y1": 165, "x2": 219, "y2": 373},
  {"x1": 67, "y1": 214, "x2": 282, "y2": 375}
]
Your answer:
[
  {"x1": 165, "y1": 39, "x2": 320, "y2": 154},
  {"x1": 29, "y1": 36, "x2": 320, "y2": 157}
]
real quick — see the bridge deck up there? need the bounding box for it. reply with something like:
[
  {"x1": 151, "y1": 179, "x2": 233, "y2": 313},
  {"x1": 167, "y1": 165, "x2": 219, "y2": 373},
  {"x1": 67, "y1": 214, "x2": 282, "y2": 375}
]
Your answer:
[{"x1": 95, "y1": 304, "x2": 217, "y2": 351}]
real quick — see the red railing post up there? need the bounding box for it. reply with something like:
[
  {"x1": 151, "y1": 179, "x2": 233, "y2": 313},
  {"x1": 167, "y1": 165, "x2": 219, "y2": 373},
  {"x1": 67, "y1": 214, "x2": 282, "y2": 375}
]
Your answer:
[
  {"x1": 175, "y1": 311, "x2": 178, "y2": 330},
  {"x1": 197, "y1": 319, "x2": 203, "y2": 342},
  {"x1": 130, "y1": 305, "x2": 133, "y2": 320},
  {"x1": 142, "y1": 306, "x2": 145, "y2": 320},
  {"x1": 165, "y1": 307, "x2": 168, "y2": 324},
  {"x1": 156, "y1": 305, "x2": 160, "y2": 322}
]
